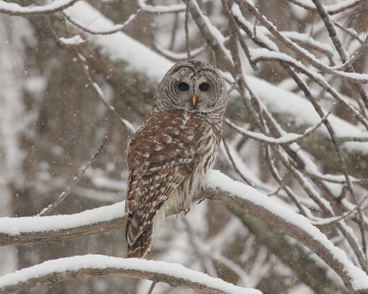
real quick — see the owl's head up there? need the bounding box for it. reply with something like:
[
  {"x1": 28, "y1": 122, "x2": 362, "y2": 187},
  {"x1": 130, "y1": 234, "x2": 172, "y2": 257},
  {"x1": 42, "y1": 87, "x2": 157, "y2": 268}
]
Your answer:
[{"x1": 154, "y1": 60, "x2": 228, "y2": 114}]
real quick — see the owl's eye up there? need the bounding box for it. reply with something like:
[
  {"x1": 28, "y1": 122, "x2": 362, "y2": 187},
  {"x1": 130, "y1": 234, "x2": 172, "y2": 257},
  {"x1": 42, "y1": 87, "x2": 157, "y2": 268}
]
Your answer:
[
  {"x1": 178, "y1": 82, "x2": 189, "y2": 91},
  {"x1": 199, "y1": 83, "x2": 210, "y2": 91}
]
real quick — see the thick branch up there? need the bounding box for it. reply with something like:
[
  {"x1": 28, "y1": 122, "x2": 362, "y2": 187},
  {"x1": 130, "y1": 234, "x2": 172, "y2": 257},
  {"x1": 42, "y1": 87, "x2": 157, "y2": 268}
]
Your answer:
[
  {"x1": 0, "y1": 203, "x2": 126, "y2": 246},
  {"x1": 0, "y1": 255, "x2": 260, "y2": 294}
]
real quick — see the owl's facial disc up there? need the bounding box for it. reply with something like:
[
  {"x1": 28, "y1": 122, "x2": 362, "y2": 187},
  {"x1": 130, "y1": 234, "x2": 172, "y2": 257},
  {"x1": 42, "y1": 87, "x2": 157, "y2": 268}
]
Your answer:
[{"x1": 156, "y1": 61, "x2": 227, "y2": 113}]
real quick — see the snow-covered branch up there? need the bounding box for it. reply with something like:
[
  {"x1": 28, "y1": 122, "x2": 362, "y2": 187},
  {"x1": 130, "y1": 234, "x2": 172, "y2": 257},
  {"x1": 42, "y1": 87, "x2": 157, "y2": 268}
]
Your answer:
[
  {"x1": 0, "y1": 255, "x2": 261, "y2": 294},
  {"x1": 0, "y1": 0, "x2": 78, "y2": 16},
  {"x1": 287, "y1": 0, "x2": 366, "y2": 15},
  {"x1": 0, "y1": 202, "x2": 126, "y2": 246}
]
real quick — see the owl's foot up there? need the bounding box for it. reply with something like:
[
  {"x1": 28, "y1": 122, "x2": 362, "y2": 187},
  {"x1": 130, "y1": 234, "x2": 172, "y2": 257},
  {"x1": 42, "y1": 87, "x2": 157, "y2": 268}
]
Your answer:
[{"x1": 182, "y1": 207, "x2": 190, "y2": 215}]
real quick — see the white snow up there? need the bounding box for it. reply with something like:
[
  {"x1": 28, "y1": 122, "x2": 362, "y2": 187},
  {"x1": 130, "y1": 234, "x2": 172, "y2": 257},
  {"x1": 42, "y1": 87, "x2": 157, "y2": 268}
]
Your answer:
[
  {"x1": 0, "y1": 202, "x2": 125, "y2": 235},
  {"x1": 289, "y1": 0, "x2": 363, "y2": 14},
  {"x1": 0, "y1": 255, "x2": 261, "y2": 294},
  {"x1": 0, "y1": 0, "x2": 76, "y2": 14},
  {"x1": 281, "y1": 31, "x2": 333, "y2": 54},
  {"x1": 226, "y1": 112, "x2": 329, "y2": 145},
  {"x1": 232, "y1": 4, "x2": 279, "y2": 52},
  {"x1": 191, "y1": 0, "x2": 233, "y2": 65},
  {"x1": 59, "y1": 35, "x2": 85, "y2": 46},
  {"x1": 137, "y1": 0, "x2": 185, "y2": 13},
  {"x1": 243, "y1": 75, "x2": 368, "y2": 152},
  {"x1": 65, "y1": 1, "x2": 173, "y2": 83}
]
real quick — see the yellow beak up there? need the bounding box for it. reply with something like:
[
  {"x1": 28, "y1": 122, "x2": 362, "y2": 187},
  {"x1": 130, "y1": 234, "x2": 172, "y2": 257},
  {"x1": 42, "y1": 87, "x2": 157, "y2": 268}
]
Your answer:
[{"x1": 192, "y1": 94, "x2": 197, "y2": 106}]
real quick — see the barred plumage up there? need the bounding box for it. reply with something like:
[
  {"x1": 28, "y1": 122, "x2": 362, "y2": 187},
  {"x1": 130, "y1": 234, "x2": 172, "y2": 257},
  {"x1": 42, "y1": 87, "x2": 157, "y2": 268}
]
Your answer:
[{"x1": 125, "y1": 60, "x2": 228, "y2": 258}]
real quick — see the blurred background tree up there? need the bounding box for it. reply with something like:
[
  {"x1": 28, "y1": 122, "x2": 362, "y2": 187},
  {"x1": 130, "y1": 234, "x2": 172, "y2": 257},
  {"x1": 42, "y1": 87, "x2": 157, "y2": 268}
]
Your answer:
[{"x1": 1, "y1": 0, "x2": 368, "y2": 293}]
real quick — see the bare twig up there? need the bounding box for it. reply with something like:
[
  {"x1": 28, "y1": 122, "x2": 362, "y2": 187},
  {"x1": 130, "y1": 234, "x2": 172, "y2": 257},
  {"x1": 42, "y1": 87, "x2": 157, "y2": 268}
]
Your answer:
[
  {"x1": 188, "y1": 0, "x2": 234, "y2": 73},
  {"x1": 76, "y1": 49, "x2": 135, "y2": 135},
  {"x1": 263, "y1": 145, "x2": 309, "y2": 216},
  {"x1": 336, "y1": 136, "x2": 368, "y2": 145},
  {"x1": 184, "y1": 0, "x2": 192, "y2": 60},
  {"x1": 268, "y1": 142, "x2": 368, "y2": 272},
  {"x1": 267, "y1": 171, "x2": 290, "y2": 197},
  {"x1": 63, "y1": 10, "x2": 141, "y2": 35},
  {"x1": 312, "y1": 0, "x2": 368, "y2": 109},
  {"x1": 222, "y1": 139, "x2": 254, "y2": 187},
  {"x1": 222, "y1": 0, "x2": 258, "y2": 70},
  {"x1": 285, "y1": 66, "x2": 368, "y2": 260},
  {"x1": 154, "y1": 43, "x2": 207, "y2": 61},
  {"x1": 311, "y1": 193, "x2": 368, "y2": 226},
  {"x1": 335, "y1": 34, "x2": 368, "y2": 70},
  {"x1": 285, "y1": 277, "x2": 298, "y2": 294},
  {"x1": 147, "y1": 280, "x2": 157, "y2": 294},
  {"x1": 249, "y1": 52, "x2": 368, "y2": 129},
  {"x1": 233, "y1": 4, "x2": 368, "y2": 129},
  {"x1": 287, "y1": 0, "x2": 366, "y2": 15},
  {"x1": 237, "y1": 0, "x2": 368, "y2": 84},
  {"x1": 333, "y1": 19, "x2": 364, "y2": 44},
  {"x1": 38, "y1": 136, "x2": 109, "y2": 216},
  {"x1": 226, "y1": 104, "x2": 334, "y2": 145}
]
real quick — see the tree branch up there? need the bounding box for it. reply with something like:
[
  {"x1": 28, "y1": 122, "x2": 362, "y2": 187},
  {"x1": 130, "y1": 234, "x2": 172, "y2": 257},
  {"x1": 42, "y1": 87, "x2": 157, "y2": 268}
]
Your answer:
[
  {"x1": 0, "y1": 255, "x2": 260, "y2": 294},
  {"x1": 0, "y1": 0, "x2": 78, "y2": 16},
  {"x1": 0, "y1": 203, "x2": 126, "y2": 246}
]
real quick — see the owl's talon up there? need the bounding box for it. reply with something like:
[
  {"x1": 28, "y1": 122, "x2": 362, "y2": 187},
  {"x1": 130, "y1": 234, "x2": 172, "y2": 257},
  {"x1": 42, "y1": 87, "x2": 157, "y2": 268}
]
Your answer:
[{"x1": 182, "y1": 207, "x2": 190, "y2": 215}]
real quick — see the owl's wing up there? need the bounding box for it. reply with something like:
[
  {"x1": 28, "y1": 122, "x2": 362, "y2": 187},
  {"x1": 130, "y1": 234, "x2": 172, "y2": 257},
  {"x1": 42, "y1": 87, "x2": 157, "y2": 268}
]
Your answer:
[{"x1": 125, "y1": 110, "x2": 201, "y2": 253}]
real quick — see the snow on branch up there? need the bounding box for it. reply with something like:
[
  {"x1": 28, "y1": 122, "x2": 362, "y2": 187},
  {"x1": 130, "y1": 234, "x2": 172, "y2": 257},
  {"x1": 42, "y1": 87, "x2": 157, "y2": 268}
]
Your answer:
[
  {"x1": 1, "y1": 171, "x2": 368, "y2": 293},
  {"x1": 287, "y1": 0, "x2": 366, "y2": 15},
  {"x1": 243, "y1": 75, "x2": 368, "y2": 148},
  {"x1": 238, "y1": 0, "x2": 368, "y2": 84},
  {"x1": 65, "y1": 1, "x2": 174, "y2": 83},
  {"x1": 225, "y1": 104, "x2": 333, "y2": 145},
  {"x1": 0, "y1": 0, "x2": 78, "y2": 16},
  {"x1": 137, "y1": 0, "x2": 185, "y2": 13},
  {"x1": 154, "y1": 42, "x2": 207, "y2": 61},
  {"x1": 63, "y1": 10, "x2": 141, "y2": 35},
  {"x1": 188, "y1": 0, "x2": 234, "y2": 72},
  {"x1": 203, "y1": 171, "x2": 368, "y2": 293},
  {"x1": 0, "y1": 255, "x2": 261, "y2": 294},
  {"x1": 0, "y1": 202, "x2": 126, "y2": 246}
]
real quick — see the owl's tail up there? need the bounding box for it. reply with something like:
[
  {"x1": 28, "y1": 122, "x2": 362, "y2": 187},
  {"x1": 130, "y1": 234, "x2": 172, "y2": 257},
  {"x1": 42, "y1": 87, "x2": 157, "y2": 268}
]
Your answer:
[{"x1": 126, "y1": 222, "x2": 153, "y2": 258}]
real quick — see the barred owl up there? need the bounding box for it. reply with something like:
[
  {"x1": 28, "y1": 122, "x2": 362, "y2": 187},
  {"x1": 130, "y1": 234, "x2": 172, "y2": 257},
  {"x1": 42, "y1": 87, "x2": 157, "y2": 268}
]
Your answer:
[{"x1": 125, "y1": 60, "x2": 228, "y2": 258}]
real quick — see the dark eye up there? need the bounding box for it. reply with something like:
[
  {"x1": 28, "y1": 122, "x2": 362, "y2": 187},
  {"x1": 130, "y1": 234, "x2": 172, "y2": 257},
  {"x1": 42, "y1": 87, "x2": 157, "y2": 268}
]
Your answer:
[
  {"x1": 178, "y1": 82, "x2": 189, "y2": 91},
  {"x1": 199, "y1": 83, "x2": 210, "y2": 91}
]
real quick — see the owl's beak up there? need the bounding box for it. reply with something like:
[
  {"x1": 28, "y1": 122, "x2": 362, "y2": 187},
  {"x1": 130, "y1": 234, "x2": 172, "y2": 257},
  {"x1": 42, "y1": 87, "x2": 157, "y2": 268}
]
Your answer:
[{"x1": 192, "y1": 94, "x2": 197, "y2": 106}]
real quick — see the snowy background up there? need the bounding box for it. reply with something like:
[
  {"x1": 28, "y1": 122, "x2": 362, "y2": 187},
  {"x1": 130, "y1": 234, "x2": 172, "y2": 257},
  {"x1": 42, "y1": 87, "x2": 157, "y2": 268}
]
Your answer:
[{"x1": 1, "y1": 0, "x2": 368, "y2": 293}]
